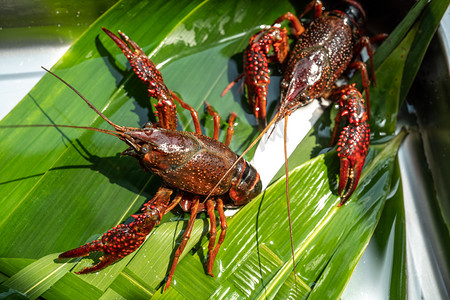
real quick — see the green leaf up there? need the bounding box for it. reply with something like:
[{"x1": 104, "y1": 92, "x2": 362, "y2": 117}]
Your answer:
[
  {"x1": 0, "y1": 0, "x2": 280, "y2": 259},
  {"x1": 160, "y1": 130, "x2": 406, "y2": 299},
  {"x1": 1, "y1": 254, "x2": 71, "y2": 300},
  {"x1": 0, "y1": 0, "x2": 447, "y2": 298}
]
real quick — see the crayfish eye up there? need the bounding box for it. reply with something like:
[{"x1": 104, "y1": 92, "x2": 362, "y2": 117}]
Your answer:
[
  {"x1": 140, "y1": 145, "x2": 149, "y2": 154},
  {"x1": 143, "y1": 121, "x2": 153, "y2": 128},
  {"x1": 274, "y1": 33, "x2": 281, "y2": 41}
]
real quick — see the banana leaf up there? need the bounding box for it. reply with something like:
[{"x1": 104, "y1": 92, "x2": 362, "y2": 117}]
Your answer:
[{"x1": 0, "y1": 0, "x2": 448, "y2": 299}]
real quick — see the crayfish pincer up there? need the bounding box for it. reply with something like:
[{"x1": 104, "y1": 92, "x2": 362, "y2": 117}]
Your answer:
[{"x1": 56, "y1": 28, "x2": 261, "y2": 291}]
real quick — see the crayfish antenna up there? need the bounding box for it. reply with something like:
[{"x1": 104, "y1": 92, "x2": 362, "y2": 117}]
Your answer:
[
  {"x1": 283, "y1": 114, "x2": 299, "y2": 292},
  {"x1": 221, "y1": 73, "x2": 244, "y2": 97},
  {"x1": 41, "y1": 67, "x2": 126, "y2": 132}
]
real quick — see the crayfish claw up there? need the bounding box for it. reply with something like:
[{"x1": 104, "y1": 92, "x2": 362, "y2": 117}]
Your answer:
[
  {"x1": 58, "y1": 223, "x2": 147, "y2": 273},
  {"x1": 75, "y1": 254, "x2": 118, "y2": 274},
  {"x1": 102, "y1": 27, "x2": 166, "y2": 90},
  {"x1": 329, "y1": 85, "x2": 370, "y2": 206},
  {"x1": 102, "y1": 27, "x2": 145, "y2": 59},
  {"x1": 336, "y1": 123, "x2": 369, "y2": 206},
  {"x1": 59, "y1": 240, "x2": 124, "y2": 274},
  {"x1": 58, "y1": 187, "x2": 172, "y2": 274},
  {"x1": 102, "y1": 27, "x2": 135, "y2": 57},
  {"x1": 59, "y1": 240, "x2": 103, "y2": 259},
  {"x1": 337, "y1": 157, "x2": 359, "y2": 206},
  {"x1": 117, "y1": 30, "x2": 145, "y2": 56},
  {"x1": 102, "y1": 27, "x2": 177, "y2": 130}
]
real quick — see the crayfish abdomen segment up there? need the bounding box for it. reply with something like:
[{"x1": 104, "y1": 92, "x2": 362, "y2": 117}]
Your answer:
[{"x1": 229, "y1": 159, "x2": 262, "y2": 205}]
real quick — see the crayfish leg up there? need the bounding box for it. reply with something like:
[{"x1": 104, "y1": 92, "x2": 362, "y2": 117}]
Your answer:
[
  {"x1": 206, "y1": 199, "x2": 217, "y2": 276},
  {"x1": 272, "y1": 12, "x2": 305, "y2": 37},
  {"x1": 204, "y1": 103, "x2": 237, "y2": 147},
  {"x1": 164, "y1": 197, "x2": 200, "y2": 291},
  {"x1": 224, "y1": 113, "x2": 237, "y2": 147},
  {"x1": 298, "y1": 0, "x2": 324, "y2": 20},
  {"x1": 204, "y1": 101, "x2": 221, "y2": 140},
  {"x1": 330, "y1": 108, "x2": 343, "y2": 147},
  {"x1": 348, "y1": 61, "x2": 371, "y2": 119},
  {"x1": 354, "y1": 34, "x2": 388, "y2": 87},
  {"x1": 221, "y1": 73, "x2": 244, "y2": 97},
  {"x1": 171, "y1": 92, "x2": 202, "y2": 134},
  {"x1": 206, "y1": 198, "x2": 227, "y2": 277},
  {"x1": 351, "y1": 33, "x2": 388, "y2": 120}
]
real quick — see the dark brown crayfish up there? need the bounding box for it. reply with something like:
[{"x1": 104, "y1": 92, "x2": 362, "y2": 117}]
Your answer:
[
  {"x1": 224, "y1": 0, "x2": 386, "y2": 204},
  {"x1": 55, "y1": 28, "x2": 261, "y2": 291}
]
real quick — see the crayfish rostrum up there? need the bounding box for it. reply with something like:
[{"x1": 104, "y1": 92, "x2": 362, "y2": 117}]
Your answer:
[
  {"x1": 224, "y1": 0, "x2": 386, "y2": 204},
  {"x1": 53, "y1": 28, "x2": 261, "y2": 291}
]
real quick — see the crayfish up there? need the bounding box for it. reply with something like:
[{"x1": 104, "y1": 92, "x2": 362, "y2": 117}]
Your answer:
[
  {"x1": 224, "y1": 0, "x2": 386, "y2": 204},
  {"x1": 53, "y1": 28, "x2": 262, "y2": 291}
]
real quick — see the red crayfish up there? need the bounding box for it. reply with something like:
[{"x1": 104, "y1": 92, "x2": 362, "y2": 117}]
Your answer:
[
  {"x1": 224, "y1": 0, "x2": 386, "y2": 204},
  {"x1": 54, "y1": 28, "x2": 261, "y2": 291}
]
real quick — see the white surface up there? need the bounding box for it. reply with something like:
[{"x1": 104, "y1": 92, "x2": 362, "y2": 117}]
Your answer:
[
  {"x1": 0, "y1": 45, "x2": 69, "y2": 120},
  {"x1": 251, "y1": 100, "x2": 328, "y2": 189}
]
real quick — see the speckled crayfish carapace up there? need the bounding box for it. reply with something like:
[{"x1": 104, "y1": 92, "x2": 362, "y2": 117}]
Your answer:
[
  {"x1": 224, "y1": 0, "x2": 386, "y2": 204},
  {"x1": 56, "y1": 28, "x2": 262, "y2": 291}
]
